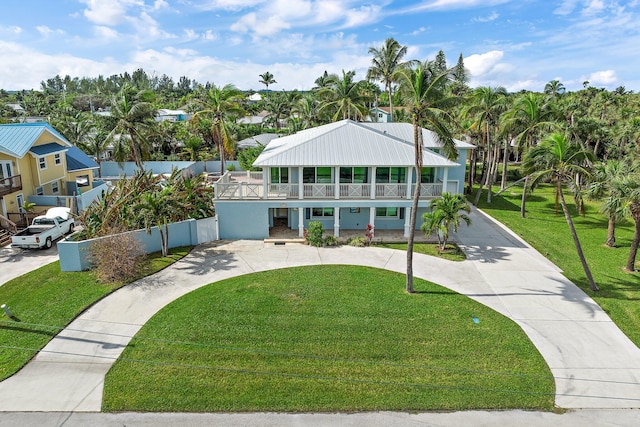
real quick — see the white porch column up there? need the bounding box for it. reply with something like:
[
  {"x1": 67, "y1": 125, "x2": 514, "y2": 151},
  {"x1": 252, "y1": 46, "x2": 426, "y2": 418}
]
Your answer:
[
  {"x1": 334, "y1": 207, "x2": 340, "y2": 237},
  {"x1": 298, "y1": 166, "x2": 304, "y2": 200},
  {"x1": 369, "y1": 206, "x2": 376, "y2": 238},
  {"x1": 298, "y1": 207, "x2": 305, "y2": 237},
  {"x1": 262, "y1": 168, "x2": 269, "y2": 199},
  {"x1": 370, "y1": 166, "x2": 376, "y2": 199},
  {"x1": 404, "y1": 207, "x2": 411, "y2": 237},
  {"x1": 406, "y1": 166, "x2": 412, "y2": 199},
  {"x1": 442, "y1": 167, "x2": 449, "y2": 194},
  {"x1": 334, "y1": 166, "x2": 340, "y2": 199}
]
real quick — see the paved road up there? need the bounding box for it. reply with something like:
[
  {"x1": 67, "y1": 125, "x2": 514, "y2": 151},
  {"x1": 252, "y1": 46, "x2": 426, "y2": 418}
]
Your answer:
[
  {"x1": 1, "y1": 207, "x2": 639, "y2": 424},
  {"x1": 0, "y1": 244, "x2": 59, "y2": 287}
]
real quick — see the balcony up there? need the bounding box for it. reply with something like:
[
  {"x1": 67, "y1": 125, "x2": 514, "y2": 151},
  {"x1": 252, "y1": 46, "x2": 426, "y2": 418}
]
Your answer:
[
  {"x1": 214, "y1": 172, "x2": 458, "y2": 201},
  {"x1": 0, "y1": 174, "x2": 22, "y2": 197}
]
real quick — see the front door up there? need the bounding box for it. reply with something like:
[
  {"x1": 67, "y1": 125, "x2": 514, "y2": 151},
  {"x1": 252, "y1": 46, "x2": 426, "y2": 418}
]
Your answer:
[{"x1": 0, "y1": 161, "x2": 12, "y2": 181}]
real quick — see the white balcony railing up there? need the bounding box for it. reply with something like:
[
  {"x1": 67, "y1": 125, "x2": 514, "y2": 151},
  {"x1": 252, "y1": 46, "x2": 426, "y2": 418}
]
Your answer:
[{"x1": 214, "y1": 171, "x2": 459, "y2": 201}]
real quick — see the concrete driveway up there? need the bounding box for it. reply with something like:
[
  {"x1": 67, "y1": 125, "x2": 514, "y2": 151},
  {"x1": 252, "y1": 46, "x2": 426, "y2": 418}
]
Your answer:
[
  {"x1": 0, "y1": 207, "x2": 639, "y2": 421},
  {"x1": 0, "y1": 243, "x2": 59, "y2": 287}
]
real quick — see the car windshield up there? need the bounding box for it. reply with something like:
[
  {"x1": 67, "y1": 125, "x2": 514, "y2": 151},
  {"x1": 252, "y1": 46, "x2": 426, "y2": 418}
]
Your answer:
[{"x1": 33, "y1": 218, "x2": 55, "y2": 225}]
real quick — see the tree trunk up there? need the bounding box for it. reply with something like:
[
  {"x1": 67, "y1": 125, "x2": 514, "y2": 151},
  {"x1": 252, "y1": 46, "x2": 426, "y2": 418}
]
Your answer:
[
  {"x1": 625, "y1": 208, "x2": 640, "y2": 271},
  {"x1": 501, "y1": 138, "x2": 509, "y2": 190},
  {"x1": 406, "y1": 120, "x2": 422, "y2": 294},
  {"x1": 606, "y1": 214, "x2": 616, "y2": 247},
  {"x1": 467, "y1": 149, "x2": 476, "y2": 194},
  {"x1": 520, "y1": 175, "x2": 529, "y2": 218},
  {"x1": 388, "y1": 84, "x2": 394, "y2": 122},
  {"x1": 558, "y1": 184, "x2": 599, "y2": 291}
]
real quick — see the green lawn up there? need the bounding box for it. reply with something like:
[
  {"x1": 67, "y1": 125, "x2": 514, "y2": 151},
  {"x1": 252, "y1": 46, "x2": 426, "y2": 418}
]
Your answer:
[
  {"x1": 375, "y1": 242, "x2": 466, "y2": 261},
  {"x1": 0, "y1": 247, "x2": 191, "y2": 381},
  {"x1": 476, "y1": 184, "x2": 640, "y2": 346},
  {"x1": 103, "y1": 265, "x2": 554, "y2": 412}
]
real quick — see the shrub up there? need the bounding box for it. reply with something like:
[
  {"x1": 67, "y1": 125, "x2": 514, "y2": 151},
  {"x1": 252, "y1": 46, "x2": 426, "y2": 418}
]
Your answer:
[
  {"x1": 226, "y1": 163, "x2": 236, "y2": 171},
  {"x1": 306, "y1": 221, "x2": 325, "y2": 247},
  {"x1": 324, "y1": 235, "x2": 339, "y2": 246},
  {"x1": 88, "y1": 230, "x2": 146, "y2": 283},
  {"x1": 365, "y1": 224, "x2": 374, "y2": 246},
  {"x1": 348, "y1": 236, "x2": 366, "y2": 247}
]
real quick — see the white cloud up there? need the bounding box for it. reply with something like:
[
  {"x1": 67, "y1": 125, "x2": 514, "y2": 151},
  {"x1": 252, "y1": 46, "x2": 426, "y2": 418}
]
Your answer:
[
  {"x1": 93, "y1": 26, "x2": 120, "y2": 39},
  {"x1": 473, "y1": 11, "x2": 499, "y2": 22},
  {"x1": 410, "y1": 26, "x2": 427, "y2": 36},
  {"x1": 464, "y1": 50, "x2": 504, "y2": 77},
  {"x1": 193, "y1": 0, "x2": 267, "y2": 11},
  {"x1": 36, "y1": 26, "x2": 65, "y2": 38},
  {"x1": 554, "y1": 0, "x2": 580, "y2": 15},
  {"x1": 583, "y1": 69, "x2": 618, "y2": 86},
  {"x1": 80, "y1": 0, "x2": 133, "y2": 26},
  {"x1": 583, "y1": 0, "x2": 606, "y2": 15},
  {"x1": 1, "y1": 25, "x2": 23, "y2": 34}
]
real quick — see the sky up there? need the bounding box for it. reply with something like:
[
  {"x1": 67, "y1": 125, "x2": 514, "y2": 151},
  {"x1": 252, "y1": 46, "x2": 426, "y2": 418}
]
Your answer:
[{"x1": 1, "y1": 0, "x2": 639, "y2": 93}]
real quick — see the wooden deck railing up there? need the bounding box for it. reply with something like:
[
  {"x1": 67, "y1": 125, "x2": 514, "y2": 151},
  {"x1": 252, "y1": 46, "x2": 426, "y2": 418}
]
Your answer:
[{"x1": 0, "y1": 174, "x2": 22, "y2": 197}]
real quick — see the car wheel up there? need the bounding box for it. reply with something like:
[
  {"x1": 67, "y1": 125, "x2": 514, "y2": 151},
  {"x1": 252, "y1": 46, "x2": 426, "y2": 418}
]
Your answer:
[{"x1": 44, "y1": 237, "x2": 52, "y2": 249}]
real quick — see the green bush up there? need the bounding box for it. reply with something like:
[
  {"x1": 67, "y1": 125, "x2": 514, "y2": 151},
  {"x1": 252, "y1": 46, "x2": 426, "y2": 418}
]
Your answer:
[
  {"x1": 306, "y1": 221, "x2": 325, "y2": 247},
  {"x1": 324, "y1": 235, "x2": 339, "y2": 246},
  {"x1": 348, "y1": 236, "x2": 366, "y2": 247}
]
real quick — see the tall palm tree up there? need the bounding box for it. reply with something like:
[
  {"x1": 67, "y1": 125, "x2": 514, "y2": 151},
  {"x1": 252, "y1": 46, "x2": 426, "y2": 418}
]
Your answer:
[
  {"x1": 191, "y1": 83, "x2": 243, "y2": 173},
  {"x1": 544, "y1": 79, "x2": 566, "y2": 98},
  {"x1": 395, "y1": 59, "x2": 458, "y2": 293},
  {"x1": 502, "y1": 92, "x2": 560, "y2": 217},
  {"x1": 318, "y1": 70, "x2": 369, "y2": 121},
  {"x1": 523, "y1": 133, "x2": 598, "y2": 291},
  {"x1": 106, "y1": 84, "x2": 156, "y2": 170},
  {"x1": 462, "y1": 86, "x2": 508, "y2": 205},
  {"x1": 367, "y1": 38, "x2": 412, "y2": 122},
  {"x1": 259, "y1": 71, "x2": 276, "y2": 92}
]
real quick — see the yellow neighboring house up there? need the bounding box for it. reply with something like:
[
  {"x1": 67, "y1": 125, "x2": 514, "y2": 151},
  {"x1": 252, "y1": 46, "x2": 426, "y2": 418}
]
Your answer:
[{"x1": 0, "y1": 122, "x2": 99, "y2": 227}]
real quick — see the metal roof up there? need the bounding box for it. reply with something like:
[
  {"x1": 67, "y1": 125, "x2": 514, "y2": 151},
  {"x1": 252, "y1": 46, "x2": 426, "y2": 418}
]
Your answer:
[
  {"x1": 237, "y1": 133, "x2": 280, "y2": 149},
  {"x1": 29, "y1": 142, "x2": 68, "y2": 156},
  {"x1": 253, "y1": 119, "x2": 460, "y2": 168},
  {"x1": 66, "y1": 146, "x2": 99, "y2": 171},
  {"x1": 360, "y1": 122, "x2": 476, "y2": 149},
  {"x1": 0, "y1": 123, "x2": 72, "y2": 158}
]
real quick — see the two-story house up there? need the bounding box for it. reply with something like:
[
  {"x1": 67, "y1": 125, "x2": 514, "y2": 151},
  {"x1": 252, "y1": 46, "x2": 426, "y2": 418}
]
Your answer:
[
  {"x1": 0, "y1": 123, "x2": 99, "y2": 228},
  {"x1": 213, "y1": 119, "x2": 474, "y2": 240}
]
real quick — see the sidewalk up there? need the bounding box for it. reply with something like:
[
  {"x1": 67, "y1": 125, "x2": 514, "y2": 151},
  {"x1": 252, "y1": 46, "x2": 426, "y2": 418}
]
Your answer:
[{"x1": 0, "y1": 208, "x2": 639, "y2": 414}]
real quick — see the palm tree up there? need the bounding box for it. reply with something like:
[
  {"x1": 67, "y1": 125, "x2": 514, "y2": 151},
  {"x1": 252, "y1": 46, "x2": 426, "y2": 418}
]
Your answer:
[
  {"x1": 106, "y1": 84, "x2": 156, "y2": 170},
  {"x1": 502, "y1": 92, "x2": 560, "y2": 217},
  {"x1": 318, "y1": 70, "x2": 369, "y2": 121},
  {"x1": 544, "y1": 79, "x2": 566, "y2": 98},
  {"x1": 585, "y1": 160, "x2": 630, "y2": 247},
  {"x1": 395, "y1": 59, "x2": 459, "y2": 293},
  {"x1": 259, "y1": 71, "x2": 276, "y2": 92},
  {"x1": 367, "y1": 38, "x2": 412, "y2": 122},
  {"x1": 190, "y1": 83, "x2": 243, "y2": 173},
  {"x1": 523, "y1": 133, "x2": 599, "y2": 291},
  {"x1": 621, "y1": 175, "x2": 640, "y2": 271},
  {"x1": 462, "y1": 86, "x2": 508, "y2": 205},
  {"x1": 421, "y1": 192, "x2": 471, "y2": 250}
]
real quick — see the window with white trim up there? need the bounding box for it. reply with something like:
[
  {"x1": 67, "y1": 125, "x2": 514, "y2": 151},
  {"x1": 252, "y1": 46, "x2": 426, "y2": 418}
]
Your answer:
[
  {"x1": 52, "y1": 181, "x2": 59, "y2": 194},
  {"x1": 270, "y1": 167, "x2": 289, "y2": 184},
  {"x1": 376, "y1": 207, "x2": 399, "y2": 218},
  {"x1": 38, "y1": 157, "x2": 46, "y2": 169},
  {"x1": 54, "y1": 153, "x2": 61, "y2": 165},
  {"x1": 312, "y1": 207, "x2": 334, "y2": 218},
  {"x1": 36, "y1": 186, "x2": 44, "y2": 196}
]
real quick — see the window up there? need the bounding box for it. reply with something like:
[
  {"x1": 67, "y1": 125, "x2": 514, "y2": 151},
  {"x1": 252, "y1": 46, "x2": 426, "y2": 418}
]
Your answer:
[
  {"x1": 36, "y1": 186, "x2": 44, "y2": 196},
  {"x1": 312, "y1": 207, "x2": 334, "y2": 217},
  {"x1": 303, "y1": 167, "x2": 332, "y2": 184},
  {"x1": 376, "y1": 167, "x2": 406, "y2": 183},
  {"x1": 340, "y1": 167, "x2": 368, "y2": 183},
  {"x1": 270, "y1": 167, "x2": 288, "y2": 184},
  {"x1": 421, "y1": 167, "x2": 435, "y2": 183},
  {"x1": 76, "y1": 175, "x2": 90, "y2": 187},
  {"x1": 376, "y1": 207, "x2": 399, "y2": 218},
  {"x1": 54, "y1": 153, "x2": 61, "y2": 165},
  {"x1": 52, "y1": 181, "x2": 59, "y2": 194},
  {"x1": 38, "y1": 157, "x2": 46, "y2": 170}
]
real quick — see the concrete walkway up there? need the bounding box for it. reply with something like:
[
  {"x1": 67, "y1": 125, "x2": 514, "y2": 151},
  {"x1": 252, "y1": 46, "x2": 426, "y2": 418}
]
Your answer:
[
  {"x1": 0, "y1": 244, "x2": 59, "y2": 287},
  {"x1": 1, "y1": 207, "x2": 639, "y2": 414}
]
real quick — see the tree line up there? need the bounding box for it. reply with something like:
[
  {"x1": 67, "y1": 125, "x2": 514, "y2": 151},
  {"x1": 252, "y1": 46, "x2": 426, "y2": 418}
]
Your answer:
[{"x1": 2, "y1": 37, "x2": 640, "y2": 289}]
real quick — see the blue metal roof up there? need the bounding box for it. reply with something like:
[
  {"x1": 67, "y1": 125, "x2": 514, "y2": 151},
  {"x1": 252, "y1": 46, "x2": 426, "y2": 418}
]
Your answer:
[
  {"x1": 66, "y1": 146, "x2": 99, "y2": 171},
  {"x1": 0, "y1": 123, "x2": 71, "y2": 158},
  {"x1": 29, "y1": 142, "x2": 68, "y2": 156}
]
